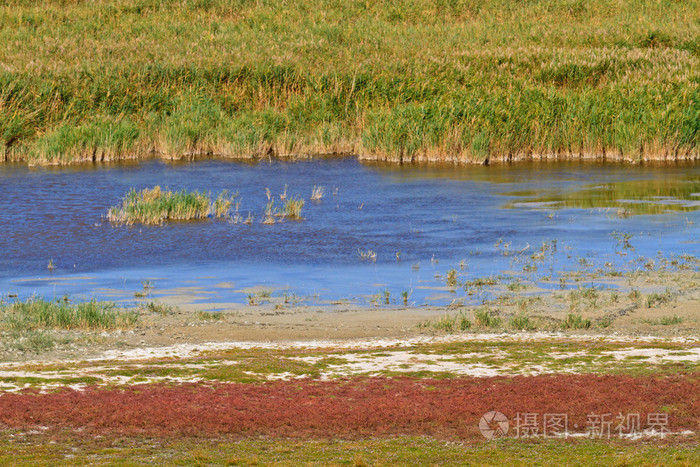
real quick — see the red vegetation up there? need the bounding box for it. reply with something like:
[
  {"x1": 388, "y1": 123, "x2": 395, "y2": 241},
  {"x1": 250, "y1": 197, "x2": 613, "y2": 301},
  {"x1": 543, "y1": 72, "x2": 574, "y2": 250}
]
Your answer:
[{"x1": 0, "y1": 374, "x2": 697, "y2": 439}]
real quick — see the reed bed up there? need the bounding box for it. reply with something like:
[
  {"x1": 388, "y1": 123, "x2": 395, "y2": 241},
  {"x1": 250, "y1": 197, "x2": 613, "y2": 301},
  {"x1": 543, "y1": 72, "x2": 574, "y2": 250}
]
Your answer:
[
  {"x1": 108, "y1": 186, "x2": 236, "y2": 224},
  {"x1": 283, "y1": 197, "x2": 305, "y2": 220},
  {"x1": 1, "y1": 298, "x2": 137, "y2": 331},
  {"x1": 0, "y1": 0, "x2": 699, "y2": 165}
]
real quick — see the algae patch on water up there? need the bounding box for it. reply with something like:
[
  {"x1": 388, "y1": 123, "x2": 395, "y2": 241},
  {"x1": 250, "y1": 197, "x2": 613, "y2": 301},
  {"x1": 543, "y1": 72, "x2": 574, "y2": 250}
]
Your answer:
[{"x1": 504, "y1": 177, "x2": 700, "y2": 215}]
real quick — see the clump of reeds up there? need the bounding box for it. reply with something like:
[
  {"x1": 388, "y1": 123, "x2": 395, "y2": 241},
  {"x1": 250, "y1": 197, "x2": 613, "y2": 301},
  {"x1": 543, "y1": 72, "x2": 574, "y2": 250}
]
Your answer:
[
  {"x1": 358, "y1": 249, "x2": 377, "y2": 262},
  {"x1": 474, "y1": 308, "x2": 502, "y2": 328},
  {"x1": 311, "y1": 186, "x2": 325, "y2": 201},
  {"x1": 1, "y1": 297, "x2": 137, "y2": 331},
  {"x1": 445, "y1": 269, "x2": 459, "y2": 287},
  {"x1": 212, "y1": 190, "x2": 236, "y2": 217},
  {"x1": 561, "y1": 313, "x2": 592, "y2": 330},
  {"x1": 107, "y1": 186, "x2": 237, "y2": 225},
  {"x1": 263, "y1": 199, "x2": 276, "y2": 224},
  {"x1": 283, "y1": 196, "x2": 304, "y2": 219}
]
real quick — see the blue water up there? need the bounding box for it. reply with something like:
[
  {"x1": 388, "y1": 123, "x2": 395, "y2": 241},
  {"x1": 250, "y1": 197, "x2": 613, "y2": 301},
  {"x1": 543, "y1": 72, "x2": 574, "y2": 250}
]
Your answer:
[{"x1": 0, "y1": 158, "x2": 697, "y2": 306}]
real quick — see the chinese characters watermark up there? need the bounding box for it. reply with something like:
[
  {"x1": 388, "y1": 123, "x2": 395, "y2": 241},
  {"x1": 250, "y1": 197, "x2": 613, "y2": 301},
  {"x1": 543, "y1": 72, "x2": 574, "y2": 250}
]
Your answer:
[{"x1": 479, "y1": 411, "x2": 670, "y2": 440}]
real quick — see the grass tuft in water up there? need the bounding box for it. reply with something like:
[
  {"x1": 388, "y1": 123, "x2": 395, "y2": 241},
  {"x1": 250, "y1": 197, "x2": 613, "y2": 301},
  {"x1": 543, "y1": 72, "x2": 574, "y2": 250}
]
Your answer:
[
  {"x1": 107, "y1": 186, "x2": 237, "y2": 225},
  {"x1": 310, "y1": 186, "x2": 325, "y2": 201},
  {"x1": 283, "y1": 196, "x2": 305, "y2": 219},
  {"x1": 358, "y1": 249, "x2": 377, "y2": 262}
]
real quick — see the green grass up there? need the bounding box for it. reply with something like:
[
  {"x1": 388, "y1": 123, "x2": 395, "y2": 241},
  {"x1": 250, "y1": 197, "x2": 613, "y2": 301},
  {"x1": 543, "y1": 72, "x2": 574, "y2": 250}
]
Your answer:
[
  {"x1": 421, "y1": 312, "x2": 472, "y2": 332},
  {"x1": 1, "y1": 0, "x2": 699, "y2": 165},
  {"x1": 0, "y1": 297, "x2": 137, "y2": 331},
  {"x1": 0, "y1": 435, "x2": 698, "y2": 466},
  {"x1": 509, "y1": 314, "x2": 537, "y2": 331},
  {"x1": 646, "y1": 288, "x2": 673, "y2": 308},
  {"x1": 107, "y1": 186, "x2": 236, "y2": 224},
  {"x1": 643, "y1": 315, "x2": 684, "y2": 326},
  {"x1": 283, "y1": 196, "x2": 304, "y2": 219},
  {"x1": 196, "y1": 310, "x2": 224, "y2": 321},
  {"x1": 562, "y1": 313, "x2": 592, "y2": 330},
  {"x1": 140, "y1": 301, "x2": 174, "y2": 316},
  {"x1": 474, "y1": 308, "x2": 502, "y2": 328}
]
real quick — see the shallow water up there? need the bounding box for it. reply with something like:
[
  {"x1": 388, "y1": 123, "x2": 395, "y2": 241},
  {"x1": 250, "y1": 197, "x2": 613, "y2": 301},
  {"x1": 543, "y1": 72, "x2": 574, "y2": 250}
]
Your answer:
[{"x1": 0, "y1": 159, "x2": 698, "y2": 306}]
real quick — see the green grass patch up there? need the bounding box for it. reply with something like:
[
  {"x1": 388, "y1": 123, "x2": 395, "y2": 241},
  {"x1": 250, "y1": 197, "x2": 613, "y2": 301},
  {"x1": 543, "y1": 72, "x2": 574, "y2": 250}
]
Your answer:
[
  {"x1": 0, "y1": 435, "x2": 698, "y2": 465},
  {"x1": 140, "y1": 301, "x2": 174, "y2": 316},
  {"x1": 196, "y1": 310, "x2": 224, "y2": 321},
  {"x1": 474, "y1": 308, "x2": 502, "y2": 329},
  {"x1": 508, "y1": 314, "x2": 537, "y2": 331},
  {"x1": 422, "y1": 312, "x2": 472, "y2": 332},
  {"x1": 283, "y1": 196, "x2": 304, "y2": 219},
  {"x1": 646, "y1": 288, "x2": 673, "y2": 308},
  {"x1": 107, "y1": 186, "x2": 236, "y2": 225},
  {"x1": 0, "y1": 297, "x2": 137, "y2": 331},
  {"x1": 561, "y1": 313, "x2": 592, "y2": 330},
  {"x1": 643, "y1": 315, "x2": 684, "y2": 326}
]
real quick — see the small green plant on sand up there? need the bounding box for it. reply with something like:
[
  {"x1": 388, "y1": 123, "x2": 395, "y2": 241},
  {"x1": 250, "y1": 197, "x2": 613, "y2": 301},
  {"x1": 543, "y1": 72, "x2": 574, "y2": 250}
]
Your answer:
[
  {"x1": 474, "y1": 308, "x2": 501, "y2": 328},
  {"x1": 142, "y1": 301, "x2": 173, "y2": 316},
  {"x1": 197, "y1": 311, "x2": 224, "y2": 321},
  {"x1": 421, "y1": 312, "x2": 471, "y2": 332},
  {"x1": 509, "y1": 314, "x2": 536, "y2": 331},
  {"x1": 628, "y1": 289, "x2": 643, "y2": 307},
  {"x1": 643, "y1": 315, "x2": 683, "y2": 326},
  {"x1": 561, "y1": 313, "x2": 591, "y2": 330},
  {"x1": 646, "y1": 289, "x2": 672, "y2": 308}
]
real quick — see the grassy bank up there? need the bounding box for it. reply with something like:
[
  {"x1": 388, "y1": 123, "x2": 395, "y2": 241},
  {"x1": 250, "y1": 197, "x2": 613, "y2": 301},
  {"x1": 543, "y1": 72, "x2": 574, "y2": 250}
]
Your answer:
[
  {"x1": 0, "y1": 0, "x2": 699, "y2": 165},
  {"x1": 1, "y1": 297, "x2": 137, "y2": 331}
]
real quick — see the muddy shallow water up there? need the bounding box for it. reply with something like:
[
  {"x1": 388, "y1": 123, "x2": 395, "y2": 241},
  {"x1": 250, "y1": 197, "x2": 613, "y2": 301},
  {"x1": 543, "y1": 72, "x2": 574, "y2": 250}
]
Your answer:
[{"x1": 0, "y1": 159, "x2": 698, "y2": 305}]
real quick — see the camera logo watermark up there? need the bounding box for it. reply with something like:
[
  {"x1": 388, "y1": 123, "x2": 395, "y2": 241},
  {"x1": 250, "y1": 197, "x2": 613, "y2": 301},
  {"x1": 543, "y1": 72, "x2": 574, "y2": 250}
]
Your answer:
[{"x1": 478, "y1": 411, "x2": 509, "y2": 440}]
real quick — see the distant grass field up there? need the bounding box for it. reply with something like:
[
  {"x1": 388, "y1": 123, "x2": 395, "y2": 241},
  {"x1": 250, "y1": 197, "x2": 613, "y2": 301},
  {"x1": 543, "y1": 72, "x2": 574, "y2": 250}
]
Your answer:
[{"x1": 0, "y1": 0, "x2": 699, "y2": 165}]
